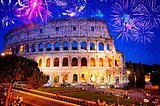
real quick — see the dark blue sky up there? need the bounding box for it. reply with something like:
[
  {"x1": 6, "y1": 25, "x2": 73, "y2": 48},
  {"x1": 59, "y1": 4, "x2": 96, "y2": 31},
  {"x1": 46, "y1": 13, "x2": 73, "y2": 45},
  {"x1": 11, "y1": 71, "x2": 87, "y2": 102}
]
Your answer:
[{"x1": 0, "y1": 0, "x2": 160, "y2": 65}]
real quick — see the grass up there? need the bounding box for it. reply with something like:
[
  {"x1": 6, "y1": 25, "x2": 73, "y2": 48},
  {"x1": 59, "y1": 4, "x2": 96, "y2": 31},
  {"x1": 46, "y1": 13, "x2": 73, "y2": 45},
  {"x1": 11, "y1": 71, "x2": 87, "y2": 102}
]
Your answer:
[
  {"x1": 61, "y1": 91, "x2": 140, "y2": 105},
  {"x1": 36, "y1": 87, "x2": 77, "y2": 93},
  {"x1": 36, "y1": 87, "x2": 154, "y2": 106}
]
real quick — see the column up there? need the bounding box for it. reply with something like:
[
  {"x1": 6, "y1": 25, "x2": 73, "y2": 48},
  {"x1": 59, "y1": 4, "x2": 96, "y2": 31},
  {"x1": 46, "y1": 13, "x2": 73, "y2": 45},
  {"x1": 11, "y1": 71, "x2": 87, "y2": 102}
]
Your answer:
[
  {"x1": 96, "y1": 55, "x2": 98, "y2": 68},
  {"x1": 113, "y1": 72, "x2": 115, "y2": 83},
  {"x1": 78, "y1": 72, "x2": 81, "y2": 84},
  {"x1": 78, "y1": 40, "x2": 81, "y2": 52},
  {"x1": 29, "y1": 44, "x2": 32, "y2": 52},
  {"x1": 87, "y1": 41, "x2": 90, "y2": 52},
  {"x1": 49, "y1": 74, "x2": 54, "y2": 87},
  {"x1": 36, "y1": 43, "x2": 39, "y2": 52},
  {"x1": 112, "y1": 56, "x2": 115, "y2": 68},
  {"x1": 68, "y1": 73, "x2": 72, "y2": 84},
  {"x1": 96, "y1": 74, "x2": 100, "y2": 84},
  {"x1": 52, "y1": 42, "x2": 55, "y2": 51},
  {"x1": 59, "y1": 74, "x2": 63, "y2": 83},
  {"x1": 87, "y1": 56, "x2": 90, "y2": 68},
  {"x1": 120, "y1": 72, "x2": 122, "y2": 83},
  {"x1": 43, "y1": 43, "x2": 47, "y2": 52},
  {"x1": 96, "y1": 40, "x2": 98, "y2": 52},
  {"x1": 88, "y1": 73, "x2": 91, "y2": 84}
]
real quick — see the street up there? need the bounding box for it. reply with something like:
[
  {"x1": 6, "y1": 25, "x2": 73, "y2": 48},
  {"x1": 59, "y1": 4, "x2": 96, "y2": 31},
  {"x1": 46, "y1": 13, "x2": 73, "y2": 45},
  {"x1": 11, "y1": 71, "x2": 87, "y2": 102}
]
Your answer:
[{"x1": 12, "y1": 89, "x2": 78, "y2": 106}]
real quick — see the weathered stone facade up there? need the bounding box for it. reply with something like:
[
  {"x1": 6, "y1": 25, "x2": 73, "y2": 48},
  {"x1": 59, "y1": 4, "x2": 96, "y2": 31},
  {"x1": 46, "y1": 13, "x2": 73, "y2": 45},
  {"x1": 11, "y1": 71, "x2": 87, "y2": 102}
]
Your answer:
[{"x1": 4, "y1": 18, "x2": 127, "y2": 86}]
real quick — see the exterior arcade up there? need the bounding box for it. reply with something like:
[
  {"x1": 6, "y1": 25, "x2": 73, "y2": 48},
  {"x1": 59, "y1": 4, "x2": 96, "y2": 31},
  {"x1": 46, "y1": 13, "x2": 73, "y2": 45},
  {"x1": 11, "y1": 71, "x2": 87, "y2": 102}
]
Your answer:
[{"x1": 4, "y1": 18, "x2": 128, "y2": 87}]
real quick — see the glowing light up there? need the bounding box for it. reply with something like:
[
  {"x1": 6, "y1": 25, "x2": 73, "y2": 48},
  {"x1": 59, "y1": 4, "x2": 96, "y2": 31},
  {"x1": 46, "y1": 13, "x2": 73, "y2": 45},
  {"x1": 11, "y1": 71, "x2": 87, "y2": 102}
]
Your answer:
[
  {"x1": 52, "y1": 0, "x2": 87, "y2": 17},
  {"x1": 1, "y1": 53, "x2": 5, "y2": 56},
  {"x1": 17, "y1": 0, "x2": 52, "y2": 22},
  {"x1": 139, "y1": 0, "x2": 160, "y2": 28},
  {"x1": 134, "y1": 22, "x2": 155, "y2": 44},
  {"x1": 0, "y1": 0, "x2": 18, "y2": 27},
  {"x1": 91, "y1": 9, "x2": 104, "y2": 18}
]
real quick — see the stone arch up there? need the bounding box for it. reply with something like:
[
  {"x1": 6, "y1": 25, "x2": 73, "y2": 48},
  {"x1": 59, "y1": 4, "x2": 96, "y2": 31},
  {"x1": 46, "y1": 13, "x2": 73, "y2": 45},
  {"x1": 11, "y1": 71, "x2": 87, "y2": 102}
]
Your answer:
[
  {"x1": 99, "y1": 58, "x2": 104, "y2": 67},
  {"x1": 72, "y1": 41, "x2": 78, "y2": 50},
  {"x1": 72, "y1": 74, "x2": 78, "y2": 83},
  {"x1": 19, "y1": 45, "x2": 24, "y2": 53},
  {"x1": 90, "y1": 74, "x2": 96, "y2": 83},
  {"x1": 90, "y1": 58, "x2": 95, "y2": 67},
  {"x1": 38, "y1": 58, "x2": 42, "y2": 67},
  {"x1": 46, "y1": 43, "x2": 52, "y2": 51},
  {"x1": 63, "y1": 74, "x2": 68, "y2": 83},
  {"x1": 98, "y1": 42, "x2": 104, "y2": 51},
  {"x1": 72, "y1": 57, "x2": 78, "y2": 66},
  {"x1": 46, "y1": 58, "x2": 50, "y2": 67},
  {"x1": 39, "y1": 43, "x2": 43, "y2": 52},
  {"x1": 53, "y1": 74, "x2": 59, "y2": 83},
  {"x1": 63, "y1": 41, "x2": 69, "y2": 50},
  {"x1": 63, "y1": 57, "x2": 68, "y2": 66},
  {"x1": 115, "y1": 59, "x2": 120, "y2": 67},
  {"x1": 90, "y1": 42, "x2": 95, "y2": 50},
  {"x1": 81, "y1": 74, "x2": 87, "y2": 83},
  {"x1": 81, "y1": 41, "x2": 87, "y2": 50},
  {"x1": 54, "y1": 57, "x2": 59, "y2": 67},
  {"x1": 25, "y1": 45, "x2": 29, "y2": 53},
  {"x1": 108, "y1": 58, "x2": 112, "y2": 67},
  {"x1": 32, "y1": 44, "x2": 36, "y2": 52},
  {"x1": 99, "y1": 74, "x2": 105, "y2": 83},
  {"x1": 81, "y1": 57, "x2": 87, "y2": 66},
  {"x1": 54, "y1": 42, "x2": 60, "y2": 51},
  {"x1": 106, "y1": 43, "x2": 110, "y2": 50},
  {"x1": 16, "y1": 46, "x2": 19, "y2": 54}
]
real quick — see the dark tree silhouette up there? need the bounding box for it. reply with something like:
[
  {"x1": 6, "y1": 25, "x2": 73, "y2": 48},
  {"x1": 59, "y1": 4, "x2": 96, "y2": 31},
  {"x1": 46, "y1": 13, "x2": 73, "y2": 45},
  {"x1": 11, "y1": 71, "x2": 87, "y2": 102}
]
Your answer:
[{"x1": 0, "y1": 54, "x2": 48, "y2": 106}]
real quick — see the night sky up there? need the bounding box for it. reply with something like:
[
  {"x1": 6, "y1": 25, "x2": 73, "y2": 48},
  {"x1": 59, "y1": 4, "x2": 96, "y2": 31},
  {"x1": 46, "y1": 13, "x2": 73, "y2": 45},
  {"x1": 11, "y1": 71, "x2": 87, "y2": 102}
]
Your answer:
[{"x1": 0, "y1": 0, "x2": 160, "y2": 65}]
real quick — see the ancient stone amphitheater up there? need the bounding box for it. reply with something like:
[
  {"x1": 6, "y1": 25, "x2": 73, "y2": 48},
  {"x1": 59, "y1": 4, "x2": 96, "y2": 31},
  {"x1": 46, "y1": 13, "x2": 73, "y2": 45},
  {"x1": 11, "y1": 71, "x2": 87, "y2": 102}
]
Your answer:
[{"x1": 4, "y1": 18, "x2": 127, "y2": 87}]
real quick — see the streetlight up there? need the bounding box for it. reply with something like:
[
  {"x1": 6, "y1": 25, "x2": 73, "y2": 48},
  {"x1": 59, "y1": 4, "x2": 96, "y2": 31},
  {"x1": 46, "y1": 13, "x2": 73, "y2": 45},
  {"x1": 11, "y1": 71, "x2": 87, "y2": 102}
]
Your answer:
[{"x1": 1, "y1": 53, "x2": 5, "y2": 56}]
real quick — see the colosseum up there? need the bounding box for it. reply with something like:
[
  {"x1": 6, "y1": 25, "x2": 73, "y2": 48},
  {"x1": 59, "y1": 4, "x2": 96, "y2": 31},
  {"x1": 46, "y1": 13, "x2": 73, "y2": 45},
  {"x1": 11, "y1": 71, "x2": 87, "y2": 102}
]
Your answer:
[{"x1": 4, "y1": 18, "x2": 127, "y2": 87}]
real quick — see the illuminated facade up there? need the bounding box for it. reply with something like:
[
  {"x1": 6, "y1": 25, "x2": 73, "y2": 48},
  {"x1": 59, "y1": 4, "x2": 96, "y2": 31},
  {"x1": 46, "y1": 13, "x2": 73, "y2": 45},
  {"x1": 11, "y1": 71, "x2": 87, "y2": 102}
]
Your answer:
[{"x1": 4, "y1": 19, "x2": 127, "y2": 86}]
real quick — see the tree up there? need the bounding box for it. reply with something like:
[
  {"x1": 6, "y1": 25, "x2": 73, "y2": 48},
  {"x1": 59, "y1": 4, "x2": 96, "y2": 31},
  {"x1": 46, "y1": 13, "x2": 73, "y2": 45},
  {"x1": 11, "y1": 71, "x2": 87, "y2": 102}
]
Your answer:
[
  {"x1": 27, "y1": 71, "x2": 49, "y2": 89},
  {"x1": 0, "y1": 54, "x2": 48, "y2": 106},
  {"x1": 136, "y1": 62, "x2": 145, "y2": 89},
  {"x1": 150, "y1": 72, "x2": 160, "y2": 89},
  {"x1": 128, "y1": 61, "x2": 135, "y2": 88}
]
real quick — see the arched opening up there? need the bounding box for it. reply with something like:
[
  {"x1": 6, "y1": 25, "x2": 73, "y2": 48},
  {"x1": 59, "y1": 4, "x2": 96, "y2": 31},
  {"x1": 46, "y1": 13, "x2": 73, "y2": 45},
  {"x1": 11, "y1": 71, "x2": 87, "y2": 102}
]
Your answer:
[
  {"x1": 63, "y1": 42, "x2": 69, "y2": 50},
  {"x1": 99, "y1": 74, "x2": 104, "y2": 83},
  {"x1": 63, "y1": 57, "x2": 68, "y2": 66},
  {"x1": 81, "y1": 41, "x2": 87, "y2": 50},
  {"x1": 16, "y1": 46, "x2": 19, "y2": 54},
  {"x1": 46, "y1": 58, "x2": 50, "y2": 67},
  {"x1": 63, "y1": 74, "x2": 68, "y2": 83},
  {"x1": 53, "y1": 74, "x2": 59, "y2": 83},
  {"x1": 98, "y1": 42, "x2": 104, "y2": 51},
  {"x1": 115, "y1": 75, "x2": 120, "y2": 84},
  {"x1": 32, "y1": 44, "x2": 36, "y2": 52},
  {"x1": 72, "y1": 57, "x2": 78, "y2": 66},
  {"x1": 25, "y1": 45, "x2": 29, "y2": 53},
  {"x1": 90, "y1": 42, "x2": 95, "y2": 50},
  {"x1": 39, "y1": 43, "x2": 43, "y2": 52},
  {"x1": 107, "y1": 43, "x2": 110, "y2": 50},
  {"x1": 54, "y1": 58, "x2": 59, "y2": 67},
  {"x1": 55, "y1": 42, "x2": 60, "y2": 51},
  {"x1": 90, "y1": 74, "x2": 96, "y2": 83},
  {"x1": 72, "y1": 41, "x2": 78, "y2": 50},
  {"x1": 99, "y1": 58, "x2": 104, "y2": 67},
  {"x1": 19, "y1": 45, "x2": 24, "y2": 53},
  {"x1": 46, "y1": 43, "x2": 52, "y2": 51},
  {"x1": 81, "y1": 57, "x2": 87, "y2": 66},
  {"x1": 39, "y1": 59, "x2": 42, "y2": 67},
  {"x1": 72, "y1": 74, "x2": 78, "y2": 83},
  {"x1": 108, "y1": 58, "x2": 112, "y2": 67},
  {"x1": 90, "y1": 58, "x2": 95, "y2": 67},
  {"x1": 115, "y1": 59, "x2": 120, "y2": 67},
  {"x1": 81, "y1": 74, "x2": 86, "y2": 83}
]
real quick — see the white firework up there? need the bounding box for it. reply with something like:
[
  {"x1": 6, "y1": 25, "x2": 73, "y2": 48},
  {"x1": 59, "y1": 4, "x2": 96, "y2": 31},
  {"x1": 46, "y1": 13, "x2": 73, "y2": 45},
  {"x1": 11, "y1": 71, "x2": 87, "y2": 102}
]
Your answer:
[{"x1": 139, "y1": 0, "x2": 160, "y2": 28}]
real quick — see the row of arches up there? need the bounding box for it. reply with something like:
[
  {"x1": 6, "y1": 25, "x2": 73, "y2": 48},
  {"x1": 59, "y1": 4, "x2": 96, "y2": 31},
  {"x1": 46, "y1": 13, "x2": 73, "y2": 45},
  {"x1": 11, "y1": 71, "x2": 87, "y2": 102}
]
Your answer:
[
  {"x1": 11, "y1": 41, "x2": 113, "y2": 54},
  {"x1": 52, "y1": 73, "x2": 105, "y2": 84},
  {"x1": 38, "y1": 57, "x2": 120, "y2": 67}
]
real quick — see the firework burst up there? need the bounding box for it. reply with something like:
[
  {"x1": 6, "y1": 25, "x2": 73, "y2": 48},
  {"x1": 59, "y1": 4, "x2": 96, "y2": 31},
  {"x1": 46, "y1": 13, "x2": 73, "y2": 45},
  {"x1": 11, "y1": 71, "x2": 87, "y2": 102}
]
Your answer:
[
  {"x1": 134, "y1": 22, "x2": 155, "y2": 44},
  {"x1": 139, "y1": 0, "x2": 160, "y2": 28},
  {"x1": 17, "y1": 0, "x2": 52, "y2": 22},
  {"x1": 52, "y1": 0, "x2": 87, "y2": 17},
  {"x1": 0, "y1": 0, "x2": 18, "y2": 27}
]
